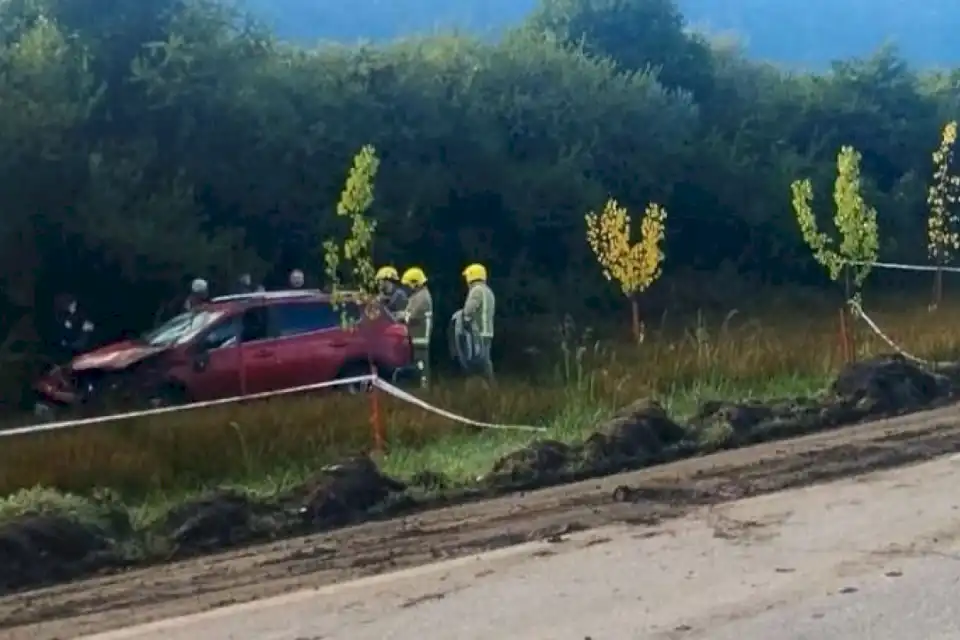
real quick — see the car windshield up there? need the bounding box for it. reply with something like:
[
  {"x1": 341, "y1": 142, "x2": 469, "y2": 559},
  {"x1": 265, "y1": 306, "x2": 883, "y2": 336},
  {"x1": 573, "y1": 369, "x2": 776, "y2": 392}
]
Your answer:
[{"x1": 140, "y1": 310, "x2": 225, "y2": 348}]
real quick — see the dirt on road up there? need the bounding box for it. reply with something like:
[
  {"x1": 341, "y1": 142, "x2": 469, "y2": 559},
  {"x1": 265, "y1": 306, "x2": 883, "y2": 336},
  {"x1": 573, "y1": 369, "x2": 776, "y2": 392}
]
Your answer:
[{"x1": 4, "y1": 399, "x2": 960, "y2": 639}]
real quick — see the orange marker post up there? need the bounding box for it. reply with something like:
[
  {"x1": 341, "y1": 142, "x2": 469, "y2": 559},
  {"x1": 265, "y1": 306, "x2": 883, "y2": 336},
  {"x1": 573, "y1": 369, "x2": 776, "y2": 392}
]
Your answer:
[{"x1": 369, "y1": 364, "x2": 384, "y2": 453}]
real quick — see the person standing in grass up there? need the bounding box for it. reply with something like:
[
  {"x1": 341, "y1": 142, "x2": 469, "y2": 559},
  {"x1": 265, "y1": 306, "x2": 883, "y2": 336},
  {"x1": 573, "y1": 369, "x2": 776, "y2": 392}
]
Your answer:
[
  {"x1": 461, "y1": 263, "x2": 496, "y2": 381},
  {"x1": 400, "y1": 267, "x2": 433, "y2": 388},
  {"x1": 375, "y1": 265, "x2": 408, "y2": 314}
]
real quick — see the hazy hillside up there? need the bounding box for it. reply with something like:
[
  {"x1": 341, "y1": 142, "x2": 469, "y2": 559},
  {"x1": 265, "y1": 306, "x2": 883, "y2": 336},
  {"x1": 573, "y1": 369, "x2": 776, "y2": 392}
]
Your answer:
[{"x1": 246, "y1": 0, "x2": 960, "y2": 66}]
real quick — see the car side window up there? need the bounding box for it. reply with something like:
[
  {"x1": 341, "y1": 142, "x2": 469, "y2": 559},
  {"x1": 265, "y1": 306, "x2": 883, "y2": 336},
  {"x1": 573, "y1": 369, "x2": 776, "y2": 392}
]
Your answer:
[
  {"x1": 270, "y1": 302, "x2": 340, "y2": 338},
  {"x1": 201, "y1": 317, "x2": 240, "y2": 350},
  {"x1": 241, "y1": 307, "x2": 269, "y2": 343}
]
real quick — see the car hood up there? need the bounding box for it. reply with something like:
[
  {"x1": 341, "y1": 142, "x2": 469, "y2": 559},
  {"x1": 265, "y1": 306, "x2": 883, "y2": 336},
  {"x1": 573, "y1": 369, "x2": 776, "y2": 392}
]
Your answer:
[{"x1": 70, "y1": 341, "x2": 169, "y2": 372}]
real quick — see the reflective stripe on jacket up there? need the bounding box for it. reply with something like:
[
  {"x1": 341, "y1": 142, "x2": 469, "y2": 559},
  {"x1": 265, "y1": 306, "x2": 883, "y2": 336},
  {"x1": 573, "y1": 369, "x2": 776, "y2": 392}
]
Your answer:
[
  {"x1": 405, "y1": 286, "x2": 433, "y2": 346},
  {"x1": 463, "y1": 281, "x2": 495, "y2": 338}
]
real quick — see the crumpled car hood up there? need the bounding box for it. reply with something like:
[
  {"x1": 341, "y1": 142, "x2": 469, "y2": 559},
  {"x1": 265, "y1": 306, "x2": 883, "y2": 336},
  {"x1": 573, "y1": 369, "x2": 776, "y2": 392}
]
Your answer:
[{"x1": 71, "y1": 341, "x2": 168, "y2": 372}]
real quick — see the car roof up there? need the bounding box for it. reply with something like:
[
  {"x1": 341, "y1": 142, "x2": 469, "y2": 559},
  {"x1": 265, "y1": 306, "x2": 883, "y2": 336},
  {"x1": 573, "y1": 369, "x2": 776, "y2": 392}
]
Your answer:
[
  {"x1": 210, "y1": 289, "x2": 325, "y2": 304},
  {"x1": 208, "y1": 289, "x2": 370, "y2": 309}
]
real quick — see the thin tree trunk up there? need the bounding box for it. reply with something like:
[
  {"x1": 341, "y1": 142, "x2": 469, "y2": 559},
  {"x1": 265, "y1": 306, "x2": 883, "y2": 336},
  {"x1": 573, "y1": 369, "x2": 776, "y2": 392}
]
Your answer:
[
  {"x1": 630, "y1": 296, "x2": 642, "y2": 344},
  {"x1": 931, "y1": 268, "x2": 943, "y2": 311}
]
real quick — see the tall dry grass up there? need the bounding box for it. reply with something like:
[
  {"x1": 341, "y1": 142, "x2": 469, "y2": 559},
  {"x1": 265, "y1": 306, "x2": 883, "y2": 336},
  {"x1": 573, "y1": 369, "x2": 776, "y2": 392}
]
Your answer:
[{"x1": 2, "y1": 300, "x2": 960, "y2": 496}]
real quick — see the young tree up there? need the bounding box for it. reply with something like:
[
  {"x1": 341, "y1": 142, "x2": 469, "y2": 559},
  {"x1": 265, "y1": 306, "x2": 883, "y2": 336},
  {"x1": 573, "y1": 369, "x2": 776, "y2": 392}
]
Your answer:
[
  {"x1": 791, "y1": 145, "x2": 879, "y2": 302},
  {"x1": 585, "y1": 198, "x2": 667, "y2": 343},
  {"x1": 323, "y1": 144, "x2": 380, "y2": 320},
  {"x1": 927, "y1": 121, "x2": 960, "y2": 308}
]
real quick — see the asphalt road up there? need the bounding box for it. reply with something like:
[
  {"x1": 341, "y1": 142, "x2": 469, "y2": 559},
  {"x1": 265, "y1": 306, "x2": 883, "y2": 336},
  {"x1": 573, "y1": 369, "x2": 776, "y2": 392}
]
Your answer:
[{"x1": 84, "y1": 452, "x2": 960, "y2": 640}]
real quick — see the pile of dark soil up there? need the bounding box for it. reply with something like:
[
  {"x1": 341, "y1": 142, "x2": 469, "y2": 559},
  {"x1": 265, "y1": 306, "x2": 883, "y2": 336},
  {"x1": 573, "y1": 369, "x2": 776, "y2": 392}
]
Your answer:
[
  {"x1": 0, "y1": 455, "x2": 410, "y2": 594},
  {"x1": 693, "y1": 354, "x2": 956, "y2": 447},
  {"x1": 485, "y1": 354, "x2": 957, "y2": 487},
  {"x1": 580, "y1": 398, "x2": 688, "y2": 464},
  {"x1": 484, "y1": 399, "x2": 690, "y2": 487},
  {"x1": 160, "y1": 489, "x2": 283, "y2": 556},
  {"x1": 831, "y1": 354, "x2": 952, "y2": 413},
  {"x1": 161, "y1": 455, "x2": 409, "y2": 558},
  {"x1": 0, "y1": 513, "x2": 123, "y2": 591},
  {"x1": 293, "y1": 456, "x2": 407, "y2": 525}
]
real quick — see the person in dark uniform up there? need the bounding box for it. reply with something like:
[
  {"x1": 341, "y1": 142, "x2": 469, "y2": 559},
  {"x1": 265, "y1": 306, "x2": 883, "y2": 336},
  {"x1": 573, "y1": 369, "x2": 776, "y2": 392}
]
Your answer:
[{"x1": 376, "y1": 265, "x2": 408, "y2": 314}]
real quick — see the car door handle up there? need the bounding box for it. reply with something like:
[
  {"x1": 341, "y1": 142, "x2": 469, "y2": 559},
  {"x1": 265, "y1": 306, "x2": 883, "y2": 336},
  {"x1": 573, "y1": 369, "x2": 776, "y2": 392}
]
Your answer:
[
  {"x1": 252, "y1": 349, "x2": 274, "y2": 358},
  {"x1": 328, "y1": 341, "x2": 348, "y2": 348}
]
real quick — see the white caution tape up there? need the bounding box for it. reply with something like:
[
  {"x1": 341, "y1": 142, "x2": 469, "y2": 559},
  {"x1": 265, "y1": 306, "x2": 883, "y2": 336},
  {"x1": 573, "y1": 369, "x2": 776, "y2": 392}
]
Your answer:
[
  {"x1": 373, "y1": 378, "x2": 546, "y2": 432},
  {"x1": 0, "y1": 375, "x2": 377, "y2": 438},
  {"x1": 845, "y1": 259, "x2": 960, "y2": 274},
  {"x1": 846, "y1": 300, "x2": 932, "y2": 366},
  {"x1": 846, "y1": 300, "x2": 957, "y2": 369}
]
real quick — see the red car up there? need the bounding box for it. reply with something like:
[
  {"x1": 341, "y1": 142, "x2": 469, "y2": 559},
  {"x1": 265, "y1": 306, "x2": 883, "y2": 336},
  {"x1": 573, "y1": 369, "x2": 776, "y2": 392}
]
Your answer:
[{"x1": 33, "y1": 290, "x2": 415, "y2": 417}]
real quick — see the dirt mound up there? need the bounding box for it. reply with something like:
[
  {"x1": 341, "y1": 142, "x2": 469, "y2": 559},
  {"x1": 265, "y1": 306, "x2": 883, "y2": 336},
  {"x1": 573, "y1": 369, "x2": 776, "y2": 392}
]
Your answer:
[
  {"x1": 486, "y1": 439, "x2": 574, "y2": 485},
  {"x1": 692, "y1": 397, "x2": 830, "y2": 446},
  {"x1": 0, "y1": 513, "x2": 121, "y2": 592},
  {"x1": 487, "y1": 354, "x2": 960, "y2": 488},
  {"x1": 295, "y1": 456, "x2": 407, "y2": 526},
  {"x1": 831, "y1": 354, "x2": 952, "y2": 413},
  {"x1": 692, "y1": 355, "x2": 956, "y2": 447},
  {"x1": 161, "y1": 489, "x2": 283, "y2": 556},
  {"x1": 484, "y1": 400, "x2": 689, "y2": 486},
  {"x1": 160, "y1": 457, "x2": 409, "y2": 555},
  {"x1": 581, "y1": 399, "x2": 688, "y2": 464}
]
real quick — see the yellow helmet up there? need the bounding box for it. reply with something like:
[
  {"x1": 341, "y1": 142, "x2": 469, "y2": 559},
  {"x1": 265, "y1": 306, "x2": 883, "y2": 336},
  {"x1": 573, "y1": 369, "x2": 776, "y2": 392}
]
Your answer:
[
  {"x1": 401, "y1": 267, "x2": 427, "y2": 287},
  {"x1": 376, "y1": 266, "x2": 399, "y2": 281},
  {"x1": 462, "y1": 263, "x2": 487, "y2": 283}
]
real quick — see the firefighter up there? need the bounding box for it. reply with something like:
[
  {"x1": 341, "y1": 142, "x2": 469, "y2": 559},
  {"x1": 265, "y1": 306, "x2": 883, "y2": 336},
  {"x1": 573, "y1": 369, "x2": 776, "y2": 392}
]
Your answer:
[
  {"x1": 289, "y1": 269, "x2": 305, "y2": 289},
  {"x1": 184, "y1": 278, "x2": 209, "y2": 311},
  {"x1": 400, "y1": 267, "x2": 433, "y2": 388},
  {"x1": 461, "y1": 263, "x2": 496, "y2": 380},
  {"x1": 376, "y1": 265, "x2": 408, "y2": 314}
]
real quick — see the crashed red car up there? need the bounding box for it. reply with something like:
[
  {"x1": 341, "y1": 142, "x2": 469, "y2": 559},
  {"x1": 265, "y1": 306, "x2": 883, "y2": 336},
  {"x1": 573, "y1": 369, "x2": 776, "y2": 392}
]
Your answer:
[{"x1": 32, "y1": 290, "x2": 415, "y2": 418}]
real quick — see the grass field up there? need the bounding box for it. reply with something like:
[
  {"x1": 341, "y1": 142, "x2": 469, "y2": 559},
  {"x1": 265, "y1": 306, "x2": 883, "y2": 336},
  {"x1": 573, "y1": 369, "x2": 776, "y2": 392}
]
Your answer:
[{"x1": 3, "y1": 298, "x2": 960, "y2": 518}]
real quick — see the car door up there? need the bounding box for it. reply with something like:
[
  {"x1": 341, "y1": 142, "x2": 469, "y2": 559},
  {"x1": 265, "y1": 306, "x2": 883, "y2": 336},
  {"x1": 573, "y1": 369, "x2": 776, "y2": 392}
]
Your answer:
[
  {"x1": 238, "y1": 305, "x2": 287, "y2": 394},
  {"x1": 184, "y1": 316, "x2": 243, "y2": 401},
  {"x1": 267, "y1": 301, "x2": 347, "y2": 389}
]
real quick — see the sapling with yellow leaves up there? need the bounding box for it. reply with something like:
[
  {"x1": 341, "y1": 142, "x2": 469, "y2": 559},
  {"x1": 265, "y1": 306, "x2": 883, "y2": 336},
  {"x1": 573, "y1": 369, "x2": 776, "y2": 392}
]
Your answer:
[
  {"x1": 585, "y1": 198, "x2": 667, "y2": 343},
  {"x1": 926, "y1": 121, "x2": 960, "y2": 308},
  {"x1": 322, "y1": 145, "x2": 381, "y2": 325},
  {"x1": 791, "y1": 145, "x2": 879, "y2": 303}
]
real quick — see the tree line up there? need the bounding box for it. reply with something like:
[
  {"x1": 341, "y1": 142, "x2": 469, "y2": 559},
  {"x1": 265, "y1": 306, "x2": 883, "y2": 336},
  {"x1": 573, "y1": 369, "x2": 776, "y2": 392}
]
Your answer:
[{"x1": 2, "y1": 0, "x2": 959, "y2": 373}]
